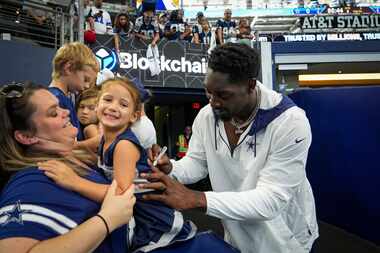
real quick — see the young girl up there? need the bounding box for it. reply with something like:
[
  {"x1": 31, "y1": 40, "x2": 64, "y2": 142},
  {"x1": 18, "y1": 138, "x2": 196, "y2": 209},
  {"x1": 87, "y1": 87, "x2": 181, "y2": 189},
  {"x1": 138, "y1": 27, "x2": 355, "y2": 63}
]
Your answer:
[
  {"x1": 77, "y1": 87, "x2": 101, "y2": 139},
  {"x1": 40, "y1": 77, "x2": 196, "y2": 252}
]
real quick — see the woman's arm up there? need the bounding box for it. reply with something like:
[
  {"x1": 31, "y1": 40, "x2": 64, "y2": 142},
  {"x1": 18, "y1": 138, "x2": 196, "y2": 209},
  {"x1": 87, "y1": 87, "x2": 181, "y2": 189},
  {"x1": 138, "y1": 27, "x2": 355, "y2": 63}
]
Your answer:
[
  {"x1": 0, "y1": 215, "x2": 107, "y2": 253},
  {"x1": 114, "y1": 33, "x2": 120, "y2": 52},
  {"x1": 134, "y1": 32, "x2": 149, "y2": 41},
  {"x1": 113, "y1": 140, "x2": 140, "y2": 194},
  {"x1": 0, "y1": 181, "x2": 135, "y2": 253}
]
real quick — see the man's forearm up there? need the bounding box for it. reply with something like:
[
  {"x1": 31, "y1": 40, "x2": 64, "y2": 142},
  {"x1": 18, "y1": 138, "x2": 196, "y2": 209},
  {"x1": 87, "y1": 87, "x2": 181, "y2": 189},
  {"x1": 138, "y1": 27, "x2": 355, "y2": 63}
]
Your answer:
[
  {"x1": 170, "y1": 156, "x2": 208, "y2": 184},
  {"x1": 191, "y1": 190, "x2": 207, "y2": 213},
  {"x1": 204, "y1": 189, "x2": 285, "y2": 222}
]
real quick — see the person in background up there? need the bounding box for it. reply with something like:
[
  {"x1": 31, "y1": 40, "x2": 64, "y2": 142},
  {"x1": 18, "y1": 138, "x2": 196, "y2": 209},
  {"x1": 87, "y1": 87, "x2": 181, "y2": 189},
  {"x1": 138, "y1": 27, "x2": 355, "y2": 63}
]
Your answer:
[
  {"x1": 83, "y1": 0, "x2": 96, "y2": 38},
  {"x1": 130, "y1": 78, "x2": 157, "y2": 150},
  {"x1": 134, "y1": 8, "x2": 160, "y2": 47},
  {"x1": 25, "y1": 1, "x2": 54, "y2": 47},
  {"x1": 192, "y1": 11, "x2": 204, "y2": 37},
  {"x1": 127, "y1": 78, "x2": 157, "y2": 149},
  {"x1": 113, "y1": 13, "x2": 134, "y2": 53},
  {"x1": 203, "y1": 0, "x2": 208, "y2": 10},
  {"x1": 77, "y1": 87, "x2": 101, "y2": 139},
  {"x1": 49, "y1": 42, "x2": 99, "y2": 141},
  {"x1": 141, "y1": 43, "x2": 318, "y2": 253},
  {"x1": 176, "y1": 126, "x2": 192, "y2": 159},
  {"x1": 236, "y1": 18, "x2": 254, "y2": 46},
  {"x1": 25, "y1": 1, "x2": 52, "y2": 27},
  {"x1": 83, "y1": 0, "x2": 97, "y2": 44},
  {"x1": 193, "y1": 17, "x2": 212, "y2": 45},
  {"x1": 0, "y1": 82, "x2": 135, "y2": 253},
  {"x1": 183, "y1": 25, "x2": 193, "y2": 43},
  {"x1": 157, "y1": 12, "x2": 168, "y2": 38},
  {"x1": 216, "y1": 8, "x2": 237, "y2": 45},
  {"x1": 86, "y1": 0, "x2": 113, "y2": 34},
  {"x1": 164, "y1": 9, "x2": 191, "y2": 41}
]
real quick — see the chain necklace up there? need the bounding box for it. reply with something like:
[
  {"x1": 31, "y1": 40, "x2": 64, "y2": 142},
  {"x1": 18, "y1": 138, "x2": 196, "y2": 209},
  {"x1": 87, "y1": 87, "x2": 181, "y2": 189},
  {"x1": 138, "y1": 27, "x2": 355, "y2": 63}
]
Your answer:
[{"x1": 230, "y1": 86, "x2": 261, "y2": 134}]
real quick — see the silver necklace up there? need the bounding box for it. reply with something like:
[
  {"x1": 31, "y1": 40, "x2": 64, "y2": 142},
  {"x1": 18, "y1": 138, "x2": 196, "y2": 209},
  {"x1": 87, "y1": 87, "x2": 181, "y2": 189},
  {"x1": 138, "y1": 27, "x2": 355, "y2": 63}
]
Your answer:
[{"x1": 230, "y1": 86, "x2": 261, "y2": 134}]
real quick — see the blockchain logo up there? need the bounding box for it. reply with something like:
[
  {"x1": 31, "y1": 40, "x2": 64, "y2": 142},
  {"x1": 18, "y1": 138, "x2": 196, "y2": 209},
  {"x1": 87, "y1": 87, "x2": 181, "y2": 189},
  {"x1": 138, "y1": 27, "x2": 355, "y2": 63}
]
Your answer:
[{"x1": 94, "y1": 47, "x2": 118, "y2": 71}]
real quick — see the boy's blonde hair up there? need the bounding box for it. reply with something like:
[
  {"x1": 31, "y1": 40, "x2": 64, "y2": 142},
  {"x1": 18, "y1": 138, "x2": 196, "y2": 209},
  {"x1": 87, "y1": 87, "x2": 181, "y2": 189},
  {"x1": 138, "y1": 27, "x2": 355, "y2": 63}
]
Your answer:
[{"x1": 52, "y1": 42, "x2": 99, "y2": 80}]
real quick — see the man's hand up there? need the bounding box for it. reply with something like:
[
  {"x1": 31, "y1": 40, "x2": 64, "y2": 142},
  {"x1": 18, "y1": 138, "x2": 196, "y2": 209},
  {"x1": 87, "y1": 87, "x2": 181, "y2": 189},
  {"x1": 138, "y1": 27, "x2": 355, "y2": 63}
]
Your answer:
[
  {"x1": 140, "y1": 167, "x2": 207, "y2": 211},
  {"x1": 147, "y1": 144, "x2": 173, "y2": 174}
]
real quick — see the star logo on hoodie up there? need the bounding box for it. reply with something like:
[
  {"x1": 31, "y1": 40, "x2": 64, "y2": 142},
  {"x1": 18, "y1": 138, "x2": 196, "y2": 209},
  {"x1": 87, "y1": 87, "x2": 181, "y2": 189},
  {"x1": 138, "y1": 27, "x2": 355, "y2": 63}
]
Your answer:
[{"x1": 246, "y1": 137, "x2": 256, "y2": 153}]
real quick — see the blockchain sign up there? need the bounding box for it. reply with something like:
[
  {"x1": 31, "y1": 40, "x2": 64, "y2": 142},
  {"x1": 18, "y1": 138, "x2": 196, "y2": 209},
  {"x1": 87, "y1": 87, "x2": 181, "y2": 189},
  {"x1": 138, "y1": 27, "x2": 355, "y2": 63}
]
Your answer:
[{"x1": 90, "y1": 35, "x2": 208, "y2": 89}]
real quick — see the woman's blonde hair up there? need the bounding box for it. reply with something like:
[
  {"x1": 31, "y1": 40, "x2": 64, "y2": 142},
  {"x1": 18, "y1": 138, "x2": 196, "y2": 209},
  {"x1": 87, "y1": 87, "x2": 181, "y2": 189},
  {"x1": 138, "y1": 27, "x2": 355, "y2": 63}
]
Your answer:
[
  {"x1": 0, "y1": 82, "x2": 93, "y2": 180},
  {"x1": 52, "y1": 42, "x2": 99, "y2": 80}
]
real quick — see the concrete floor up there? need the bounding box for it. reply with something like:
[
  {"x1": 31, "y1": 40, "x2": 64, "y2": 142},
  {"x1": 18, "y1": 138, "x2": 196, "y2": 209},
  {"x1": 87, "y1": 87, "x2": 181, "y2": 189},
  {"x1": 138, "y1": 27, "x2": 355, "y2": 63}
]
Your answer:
[
  {"x1": 182, "y1": 210, "x2": 380, "y2": 253},
  {"x1": 184, "y1": 178, "x2": 380, "y2": 253}
]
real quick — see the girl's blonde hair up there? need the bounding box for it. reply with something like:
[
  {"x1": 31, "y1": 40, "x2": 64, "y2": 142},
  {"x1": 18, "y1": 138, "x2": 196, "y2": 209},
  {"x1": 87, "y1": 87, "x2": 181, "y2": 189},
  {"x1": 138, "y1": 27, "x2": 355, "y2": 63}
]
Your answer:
[{"x1": 52, "y1": 42, "x2": 99, "y2": 80}]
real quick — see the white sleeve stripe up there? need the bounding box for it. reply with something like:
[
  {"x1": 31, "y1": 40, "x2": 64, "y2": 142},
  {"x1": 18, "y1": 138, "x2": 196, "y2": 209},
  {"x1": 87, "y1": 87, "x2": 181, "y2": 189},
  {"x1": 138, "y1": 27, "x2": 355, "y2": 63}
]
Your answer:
[
  {"x1": 0, "y1": 204, "x2": 77, "y2": 228},
  {"x1": 23, "y1": 213, "x2": 70, "y2": 234},
  {"x1": 0, "y1": 213, "x2": 70, "y2": 234},
  {"x1": 0, "y1": 216, "x2": 7, "y2": 223},
  {"x1": 133, "y1": 211, "x2": 187, "y2": 253}
]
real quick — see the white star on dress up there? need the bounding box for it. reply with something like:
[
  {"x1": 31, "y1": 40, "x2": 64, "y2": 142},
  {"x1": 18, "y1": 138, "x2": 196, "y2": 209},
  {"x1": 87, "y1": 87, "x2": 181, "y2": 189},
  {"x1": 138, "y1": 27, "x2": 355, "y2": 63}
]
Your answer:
[{"x1": 1, "y1": 201, "x2": 30, "y2": 226}]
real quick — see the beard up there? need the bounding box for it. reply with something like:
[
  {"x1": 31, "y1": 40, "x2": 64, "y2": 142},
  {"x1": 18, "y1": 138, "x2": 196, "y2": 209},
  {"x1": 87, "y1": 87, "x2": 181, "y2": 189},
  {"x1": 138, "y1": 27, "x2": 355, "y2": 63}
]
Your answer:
[{"x1": 213, "y1": 108, "x2": 232, "y2": 121}]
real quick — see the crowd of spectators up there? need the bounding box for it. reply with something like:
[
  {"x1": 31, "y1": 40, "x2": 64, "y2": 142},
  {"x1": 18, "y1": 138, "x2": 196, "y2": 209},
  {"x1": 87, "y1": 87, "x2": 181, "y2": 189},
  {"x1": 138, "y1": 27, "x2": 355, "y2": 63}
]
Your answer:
[
  {"x1": 81, "y1": 0, "x2": 256, "y2": 50},
  {"x1": 3, "y1": 0, "x2": 301, "y2": 50}
]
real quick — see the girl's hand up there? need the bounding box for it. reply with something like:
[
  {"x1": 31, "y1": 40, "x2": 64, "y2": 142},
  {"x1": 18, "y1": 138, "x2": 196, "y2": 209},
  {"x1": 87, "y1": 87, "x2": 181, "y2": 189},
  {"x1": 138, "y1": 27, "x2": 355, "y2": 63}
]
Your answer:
[{"x1": 38, "y1": 160, "x2": 81, "y2": 191}]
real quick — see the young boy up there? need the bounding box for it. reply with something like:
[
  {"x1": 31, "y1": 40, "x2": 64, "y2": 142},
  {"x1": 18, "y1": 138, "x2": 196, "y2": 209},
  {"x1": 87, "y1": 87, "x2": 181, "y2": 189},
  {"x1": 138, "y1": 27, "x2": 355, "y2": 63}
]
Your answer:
[
  {"x1": 49, "y1": 42, "x2": 99, "y2": 141},
  {"x1": 77, "y1": 87, "x2": 100, "y2": 139}
]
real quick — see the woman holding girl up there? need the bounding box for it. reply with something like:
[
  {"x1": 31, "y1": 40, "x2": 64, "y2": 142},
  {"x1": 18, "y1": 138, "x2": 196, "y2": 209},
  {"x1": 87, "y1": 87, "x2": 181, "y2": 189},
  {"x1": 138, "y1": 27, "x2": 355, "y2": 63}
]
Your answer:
[
  {"x1": 0, "y1": 82, "x2": 135, "y2": 253},
  {"x1": 39, "y1": 78, "x2": 197, "y2": 252}
]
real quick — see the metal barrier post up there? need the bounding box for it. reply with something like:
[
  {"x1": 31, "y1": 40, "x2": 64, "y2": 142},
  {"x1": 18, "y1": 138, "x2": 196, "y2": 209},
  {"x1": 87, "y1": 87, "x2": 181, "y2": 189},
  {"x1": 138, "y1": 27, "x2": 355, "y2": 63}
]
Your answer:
[{"x1": 78, "y1": 0, "x2": 84, "y2": 43}]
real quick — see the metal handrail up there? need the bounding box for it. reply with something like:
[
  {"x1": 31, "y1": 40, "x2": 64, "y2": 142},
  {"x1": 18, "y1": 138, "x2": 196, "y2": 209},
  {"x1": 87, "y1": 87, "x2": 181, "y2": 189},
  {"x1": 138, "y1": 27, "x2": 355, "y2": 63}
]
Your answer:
[{"x1": 0, "y1": 1, "x2": 77, "y2": 48}]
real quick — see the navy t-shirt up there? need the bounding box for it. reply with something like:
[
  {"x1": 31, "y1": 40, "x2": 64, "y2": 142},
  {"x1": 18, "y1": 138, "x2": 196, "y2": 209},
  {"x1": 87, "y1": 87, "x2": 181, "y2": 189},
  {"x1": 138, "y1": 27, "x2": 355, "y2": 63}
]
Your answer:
[
  {"x1": 164, "y1": 20, "x2": 188, "y2": 40},
  {"x1": 216, "y1": 19, "x2": 236, "y2": 44},
  {"x1": 134, "y1": 16, "x2": 159, "y2": 39},
  {"x1": 0, "y1": 168, "x2": 127, "y2": 252}
]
